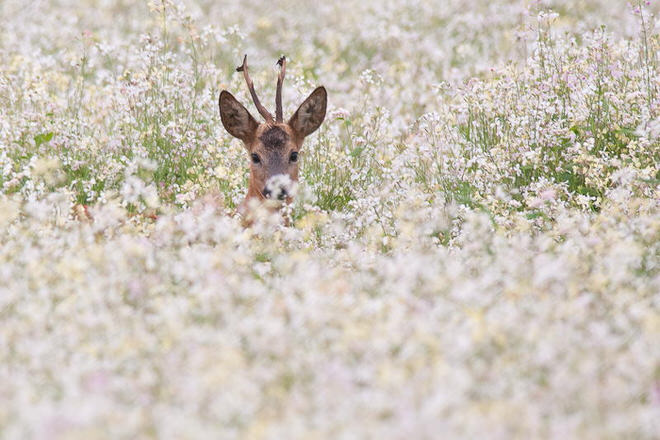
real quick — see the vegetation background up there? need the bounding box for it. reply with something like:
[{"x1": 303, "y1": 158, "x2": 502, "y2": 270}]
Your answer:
[{"x1": 0, "y1": 0, "x2": 658, "y2": 438}]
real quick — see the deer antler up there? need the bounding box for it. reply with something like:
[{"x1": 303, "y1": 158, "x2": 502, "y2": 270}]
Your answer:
[
  {"x1": 275, "y1": 56, "x2": 286, "y2": 123},
  {"x1": 236, "y1": 54, "x2": 273, "y2": 123}
]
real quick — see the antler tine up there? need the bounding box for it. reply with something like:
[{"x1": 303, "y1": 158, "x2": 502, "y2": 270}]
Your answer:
[
  {"x1": 236, "y1": 54, "x2": 273, "y2": 123},
  {"x1": 275, "y1": 56, "x2": 287, "y2": 123}
]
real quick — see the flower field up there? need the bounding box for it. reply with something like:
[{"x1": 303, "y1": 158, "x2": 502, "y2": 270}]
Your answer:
[{"x1": 0, "y1": 0, "x2": 659, "y2": 438}]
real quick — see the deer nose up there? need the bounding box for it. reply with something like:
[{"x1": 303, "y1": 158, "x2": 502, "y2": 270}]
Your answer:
[{"x1": 262, "y1": 187, "x2": 288, "y2": 200}]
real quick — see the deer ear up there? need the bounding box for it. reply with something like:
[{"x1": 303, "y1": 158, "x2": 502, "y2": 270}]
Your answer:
[
  {"x1": 288, "y1": 86, "x2": 327, "y2": 139},
  {"x1": 219, "y1": 90, "x2": 258, "y2": 143}
]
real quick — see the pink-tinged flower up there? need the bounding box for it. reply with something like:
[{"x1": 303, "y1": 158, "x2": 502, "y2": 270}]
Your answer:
[
  {"x1": 539, "y1": 189, "x2": 556, "y2": 201},
  {"x1": 651, "y1": 381, "x2": 660, "y2": 406},
  {"x1": 83, "y1": 370, "x2": 110, "y2": 393},
  {"x1": 528, "y1": 197, "x2": 544, "y2": 208}
]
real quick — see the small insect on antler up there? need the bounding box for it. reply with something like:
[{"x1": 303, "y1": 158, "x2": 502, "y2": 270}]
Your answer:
[
  {"x1": 275, "y1": 56, "x2": 286, "y2": 123},
  {"x1": 236, "y1": 54, "x2": 274, "y2": 123}
]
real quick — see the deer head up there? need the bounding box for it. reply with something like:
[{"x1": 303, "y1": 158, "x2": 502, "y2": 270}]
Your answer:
[{"x1": 219, "y1": 55, "x2": 327, "y2": 206}]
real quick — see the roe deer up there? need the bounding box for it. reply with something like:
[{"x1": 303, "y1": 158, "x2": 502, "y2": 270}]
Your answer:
[{"x1": 219, "y1": 55, "x2": 327, "y2": 216}]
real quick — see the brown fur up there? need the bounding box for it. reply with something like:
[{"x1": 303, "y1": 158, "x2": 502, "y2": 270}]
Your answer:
[{"x1": 259, "y1": 126, "x2": 289, "y2": 151}]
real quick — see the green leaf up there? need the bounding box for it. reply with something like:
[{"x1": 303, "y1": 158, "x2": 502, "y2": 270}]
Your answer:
[
  {"x1": 34, "y1": 132, "x2": 54, "y2": 147},
  {"x1": 349, "y1": 146, "x2": 364, "y2": 158},
  {"x1": 526, "y1": 211, "x2": 548, "y2": 220}
]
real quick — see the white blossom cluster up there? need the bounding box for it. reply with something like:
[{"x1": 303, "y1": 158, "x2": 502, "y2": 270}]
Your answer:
[{"x1": 0, "y1": 0, "x2": 659, "y2": 438}]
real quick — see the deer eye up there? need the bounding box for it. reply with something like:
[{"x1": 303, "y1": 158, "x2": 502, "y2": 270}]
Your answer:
[
  {"x1": 251, "y1": 153, "x2": 261, "y2": 164},
  {"x1": 289, "y1": 152, "x2": 299, "y2": 163}
]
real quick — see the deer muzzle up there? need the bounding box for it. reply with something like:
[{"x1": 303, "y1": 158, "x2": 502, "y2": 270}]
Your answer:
[{"x1": 263, "y1": 174, "x2": 296, "y2": 201}]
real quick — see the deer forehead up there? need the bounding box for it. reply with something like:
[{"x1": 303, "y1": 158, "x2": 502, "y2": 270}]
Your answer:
[{"x1": 252, "y1": 125, "x2": 297, "y2": 152}]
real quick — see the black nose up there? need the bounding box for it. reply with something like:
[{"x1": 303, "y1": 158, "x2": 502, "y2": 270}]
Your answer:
[{"x1": 262, "y1": 187, "x2": 288, "y2": 200}]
